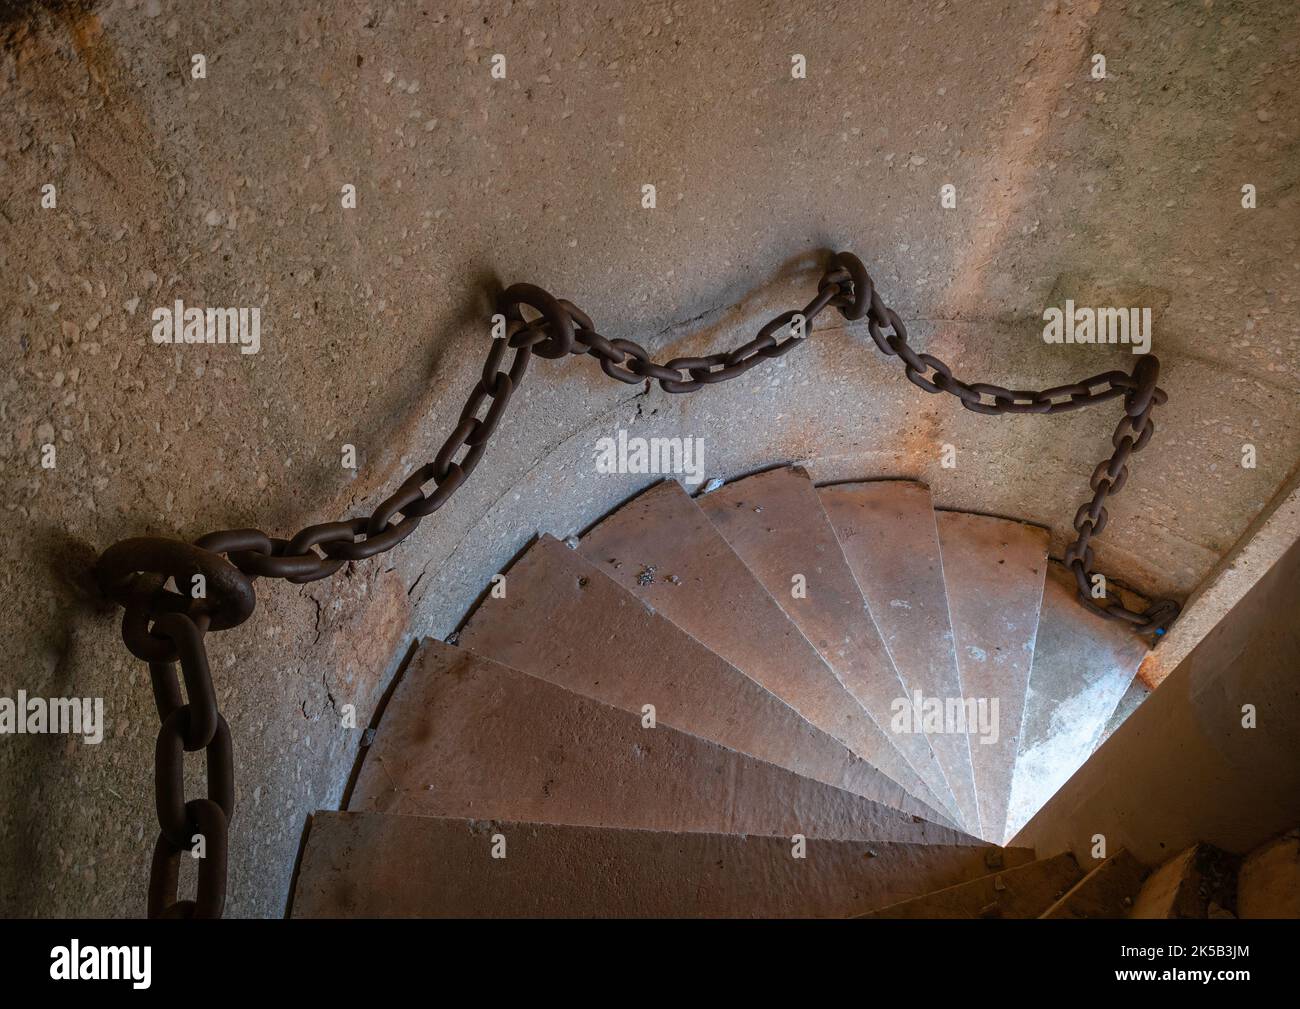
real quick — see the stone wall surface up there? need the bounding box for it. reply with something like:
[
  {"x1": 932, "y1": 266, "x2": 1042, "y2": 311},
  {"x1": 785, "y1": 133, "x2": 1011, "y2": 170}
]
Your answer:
[{"x1": 1, "y1": 0, "x2": 1297, "y2": 916}]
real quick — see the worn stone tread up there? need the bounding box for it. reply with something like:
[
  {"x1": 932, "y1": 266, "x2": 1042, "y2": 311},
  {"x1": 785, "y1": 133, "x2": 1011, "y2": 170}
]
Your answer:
[
  {"x1": 349, "y1": 638, "x2": 972, "y2": 846},
  {"x1": 697, "y1": 466, "x2": 962, "y2": 825},
  {"x1": 934, "y1": 509, "x2": 1048, "y2": 842},
  {"x1": 291, "y1": 811, "x2": 1034, "y2": 918},
  {"x1": 575, "y1": 480, "x2": 946, "y2": 823},
  {"x1": 818, "y1": 480, "x2": 982, "y2": 835},
  {"x1": 1005, "y1": 563, "x2": 1149, "y2": 839},
  {"x1": 456, "y1": 534, "x2": 948, "y2": 822}
]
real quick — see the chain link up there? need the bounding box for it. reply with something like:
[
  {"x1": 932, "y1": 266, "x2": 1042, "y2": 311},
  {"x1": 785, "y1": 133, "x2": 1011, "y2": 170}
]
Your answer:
[
  {"x1": 815, "y1": 253, "x2": 1177, "y2": 631},
  {"x1": 94, "y1": 249, "x2": 1179, "y2": 918}
]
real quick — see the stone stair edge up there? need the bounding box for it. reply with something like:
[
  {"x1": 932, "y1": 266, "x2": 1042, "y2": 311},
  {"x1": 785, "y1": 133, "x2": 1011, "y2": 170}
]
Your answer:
[
  {"x1": 308, "y1": 807, "x2": 1035, "y2": 854},
  {"x1": 373, "y1": 636, "x2": 974, "y2": 839}
]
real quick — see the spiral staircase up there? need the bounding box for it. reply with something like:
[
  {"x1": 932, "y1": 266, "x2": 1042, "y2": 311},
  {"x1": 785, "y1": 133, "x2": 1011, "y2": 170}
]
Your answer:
[{"x1": 289, "y1": 466, "x2": 1159, "y2": 918}]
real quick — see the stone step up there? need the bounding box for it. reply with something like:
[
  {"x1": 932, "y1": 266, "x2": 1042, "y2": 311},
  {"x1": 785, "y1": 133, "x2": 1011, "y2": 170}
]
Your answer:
[
  {"x1": 818, "y1": 480, "x2": 982, "y2": 835},
  {"x1": 291, "y1": 811, "x2": 1033, "y2": 918},
  {"x1": 858, "y1": 851, "x2": 1083, "y2": 919},
  {"x1": 1039, "y1": 849, "x2": 1148, "y2": 918},
  {"x1": 934, "y1": 509, "x2": 1049, "y2": 842},
  {"x1": 697, "y1": 466, "x2": 961, "y2": 826},
  {"x1": 1005, "y1": 563, "x2": 1149, "y2": 840},
  {"x1": 349, "y1": 639, "x2": 972, "y2": 846},
  {"x1": 1129, "y1": 843, "x2": 1240, "y2": 919},
  {"x1": 573, "y1": 480, "x2": 949, "y2": 824},
  {"x1": 1095, "y1": 676, "x2": 1150, "y2": 752},
  {"x1": 456, "y1": 534, "x2": 946, "y2": 821},
  {"x1": 1238, "y1": 829, "x2": 1300, "y2": 919}
]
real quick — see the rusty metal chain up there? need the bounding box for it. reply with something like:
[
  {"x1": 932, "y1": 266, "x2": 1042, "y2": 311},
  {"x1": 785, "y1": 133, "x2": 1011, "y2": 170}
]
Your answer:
[
  {"x1": 815, "y1": 254, "x2": 1179, "y2": 631},
  {"x1": 93, "y1": 249, "x2": 1178, "y2": 918},
  {"x1": 96, "y1": 540, "x2": 249, "y2": 918}
]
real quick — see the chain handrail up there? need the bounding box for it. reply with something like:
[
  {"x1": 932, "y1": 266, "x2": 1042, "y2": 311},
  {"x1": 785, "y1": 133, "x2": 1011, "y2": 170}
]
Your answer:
[{"x1": 93, "y1": 249, "x2": 1179, "y2": 918}]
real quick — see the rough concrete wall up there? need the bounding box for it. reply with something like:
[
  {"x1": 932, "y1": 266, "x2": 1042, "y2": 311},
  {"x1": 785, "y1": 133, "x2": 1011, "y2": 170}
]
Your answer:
[
  {"x1": 1, "y1": 0, "x2": 1297, "y2": 916},
  {"x1": 1013, "y1": 535, "x2": 1300, "y2": 865}
]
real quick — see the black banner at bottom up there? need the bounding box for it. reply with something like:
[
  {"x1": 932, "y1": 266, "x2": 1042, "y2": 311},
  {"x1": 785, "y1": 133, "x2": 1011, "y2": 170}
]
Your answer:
[{"x1": 0, "y1": 917, "x2": 1278, "y2": 995}]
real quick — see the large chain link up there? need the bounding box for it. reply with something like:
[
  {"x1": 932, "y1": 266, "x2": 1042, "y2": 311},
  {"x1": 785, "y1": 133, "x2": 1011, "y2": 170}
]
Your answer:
[
  {"x1": 815, "y1": 254, "x2": 1178, "y2": 630},
  {"x1": 93, "y1": 249, "x2": 1178, "y2": 918}
]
